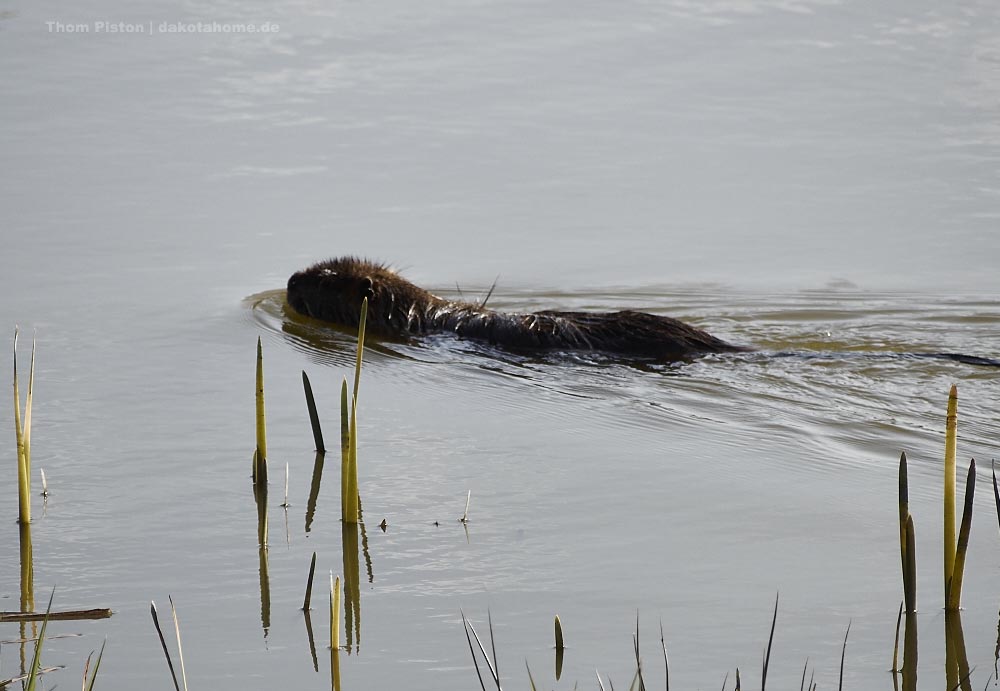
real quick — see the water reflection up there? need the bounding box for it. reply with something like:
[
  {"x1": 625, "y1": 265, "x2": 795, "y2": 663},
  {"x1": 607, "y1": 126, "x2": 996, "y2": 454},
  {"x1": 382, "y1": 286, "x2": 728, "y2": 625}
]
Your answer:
[
  {"x1": 18, "y1": 521, "x2": 34, "y2": 678},
  {"x1": 341, "y1": 522, "x2": 361, "y2": 652},
  {"x1": 305, "y1": 450, "x2": 326, "y2": 534},
  {"x1": 254, "y1": 480, "x2": 271, "y2": 637}
]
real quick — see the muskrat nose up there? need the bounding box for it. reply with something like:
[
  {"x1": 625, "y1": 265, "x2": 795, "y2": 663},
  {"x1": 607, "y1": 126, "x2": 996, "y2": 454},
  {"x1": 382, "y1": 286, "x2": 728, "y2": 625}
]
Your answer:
[{"x1": 287, "y1": 273, "x2": 301, "y2": 291}]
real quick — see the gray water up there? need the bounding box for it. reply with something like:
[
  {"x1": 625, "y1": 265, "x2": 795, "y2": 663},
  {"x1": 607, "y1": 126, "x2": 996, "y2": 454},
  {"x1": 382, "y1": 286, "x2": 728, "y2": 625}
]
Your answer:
[{"x1": 2, "y1": 0, "x2": 1000, "y2": 689}]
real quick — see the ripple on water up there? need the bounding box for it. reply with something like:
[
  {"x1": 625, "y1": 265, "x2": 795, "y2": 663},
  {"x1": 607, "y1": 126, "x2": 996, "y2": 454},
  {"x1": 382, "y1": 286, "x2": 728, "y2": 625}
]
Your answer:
[{"x1": 247, "y1": 286, "x2": 999, "y2": 490}]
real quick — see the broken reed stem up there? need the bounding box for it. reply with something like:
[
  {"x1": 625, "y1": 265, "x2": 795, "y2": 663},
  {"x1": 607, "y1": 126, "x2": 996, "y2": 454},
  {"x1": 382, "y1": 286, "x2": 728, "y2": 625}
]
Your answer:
[
  {"x1": 13, "y1": 329, "x2": 35, "y2": 525},
  {"x1": 948, "y1": 459, "x2": 976, "y2": 611},
  {"x1": 943, "y1": 385, "x2": 957, "y2": 606},
  {"x1": 302, "y1": 371, "x2": 325, "y2": 453}
]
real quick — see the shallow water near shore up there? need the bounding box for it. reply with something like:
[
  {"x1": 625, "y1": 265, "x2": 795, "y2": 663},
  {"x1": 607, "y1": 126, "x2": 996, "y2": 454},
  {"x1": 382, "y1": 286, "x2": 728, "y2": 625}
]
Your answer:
[{"x1": 3, "y1": 0, "x2": 1000, "y2": 689}]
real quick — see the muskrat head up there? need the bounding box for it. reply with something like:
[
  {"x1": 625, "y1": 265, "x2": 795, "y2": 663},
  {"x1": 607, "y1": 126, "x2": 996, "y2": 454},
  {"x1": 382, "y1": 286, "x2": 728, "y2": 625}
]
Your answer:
[{"x1": 286, "y1": 257, "x2": 435, "y2": 335}]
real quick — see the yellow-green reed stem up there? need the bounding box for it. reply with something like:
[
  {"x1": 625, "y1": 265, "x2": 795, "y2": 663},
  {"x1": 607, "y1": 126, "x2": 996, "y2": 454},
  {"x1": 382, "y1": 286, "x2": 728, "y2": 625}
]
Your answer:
[
  {"x1": 13, "y1": 329, "x2": 35, "y2": 525},
  {"x1": 344, "y1": 399, "x2": 359, "y2": 523},
  {"x1": 352, "y1": 297, "x2": 367, "y2": 407},
  {"x1": 554, "y1": 615, "x2": 564, "y2": 650},
  {"x1": 339, "y1": 377, "x2": 349, "y2": 521},
  {"x1": 944, "y1": 385, "x2": 957, "y2": 606},
  {"x1": 330, "y1": 573, "x2": 341, "y2": 650},
  {"x1": 254, "y1": 337, "x2": 267, "y2": 485},
  {"x1": 948, "y1": 460, "x2": 976, "y2": 610}
]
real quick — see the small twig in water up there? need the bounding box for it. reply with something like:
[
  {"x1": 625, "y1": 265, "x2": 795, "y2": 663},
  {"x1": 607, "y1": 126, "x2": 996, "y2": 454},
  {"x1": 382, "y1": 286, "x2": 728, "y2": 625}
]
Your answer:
[{"x1": 460, "y1": 490, "x2": 471, "y2": 523}]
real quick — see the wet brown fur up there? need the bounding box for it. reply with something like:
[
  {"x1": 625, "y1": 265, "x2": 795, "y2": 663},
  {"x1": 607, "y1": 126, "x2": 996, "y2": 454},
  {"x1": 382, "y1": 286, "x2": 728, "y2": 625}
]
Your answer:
[{"x1": 286, "y1": 257, "x2": 746, "y2": 360}]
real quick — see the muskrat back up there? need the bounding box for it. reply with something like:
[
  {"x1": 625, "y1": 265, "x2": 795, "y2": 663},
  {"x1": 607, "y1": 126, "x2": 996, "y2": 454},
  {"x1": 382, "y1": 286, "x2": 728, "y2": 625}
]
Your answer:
[{"x1": 286, "y1": 257, "x2": 744, "y2": 360}]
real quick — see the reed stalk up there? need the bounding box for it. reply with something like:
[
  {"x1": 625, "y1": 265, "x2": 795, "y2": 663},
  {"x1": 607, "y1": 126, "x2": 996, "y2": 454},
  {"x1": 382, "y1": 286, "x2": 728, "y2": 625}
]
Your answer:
[
  {"x1": 903, "y1": 516, "x2": 916, "y2": 614},
  {"x1": 330, "y1": 572, "x2": 341, "y2": 650},
  {"x1": 303, "y1": 552, "x2": 317, "y2": 611},
  {"x1": 352, "y1": 297, "x2": 367, "y2": 406},
  {"x1": 302, "y1": 371, "x2": 325, "y2": 453},
  {"x1": 943, "y1": 385, "x2": 957, "y2": 604},
  {"x1": 13, "y1": 329, "x2": 35, "y2": 524},
  {"x1": 82, "y1": 639, "x2": 106, "y2": 691},
  {"x1": 948, "y1": 460, "x2": 976, "y2": 610},
  {"x1": 253, "y1": 337, "x2": 268, "y2": 487},
  {"x1": 339, "y1": 378, "x2": 349, "y2": 521},
  {"x1": 345, "y1": 401, "x2": 359, "y2": 522},
  {"x1": 554, "y1": 614, "x2": 564, "y2": 681}
]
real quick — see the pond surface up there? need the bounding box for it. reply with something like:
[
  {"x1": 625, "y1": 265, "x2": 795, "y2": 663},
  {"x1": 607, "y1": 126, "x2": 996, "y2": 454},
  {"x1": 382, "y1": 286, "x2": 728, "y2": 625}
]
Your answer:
[{"x1": 2, "y1": 0, "x2": 1000, "y2": 689}]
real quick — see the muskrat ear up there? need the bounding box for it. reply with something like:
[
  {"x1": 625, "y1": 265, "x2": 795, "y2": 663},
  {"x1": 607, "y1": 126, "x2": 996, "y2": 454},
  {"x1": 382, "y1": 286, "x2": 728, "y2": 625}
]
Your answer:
[{"x1": 361, "y1": 277, "x2": 375, "y2": 301}]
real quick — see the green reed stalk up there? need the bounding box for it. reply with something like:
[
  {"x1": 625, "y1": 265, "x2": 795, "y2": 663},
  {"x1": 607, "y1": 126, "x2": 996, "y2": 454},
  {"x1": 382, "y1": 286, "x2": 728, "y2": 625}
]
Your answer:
[
  {"x1": 948, "y1": 460, "x2": 976, "y2": 610},
  {"x1": 345, "y1": 401, "x2": 359, "y2": 522},
  {"x1": 24, "y1": 589, "x2": 54, "y2": 691},
  {"x1": 352, "y1": 297, "x2": 367, "y2": 406},
  {"x1": 83, "y1": 639, "x2": 106, "y2": 691},
  {"x1": 943, "y1": 385, "x2": 957, "y2": 605},
  {"x1": 254, "y1": 337, "x2": 268, "y2": 486},
  {"x1": 340, "y1": 297, "x2": 367, "y2": 524}
]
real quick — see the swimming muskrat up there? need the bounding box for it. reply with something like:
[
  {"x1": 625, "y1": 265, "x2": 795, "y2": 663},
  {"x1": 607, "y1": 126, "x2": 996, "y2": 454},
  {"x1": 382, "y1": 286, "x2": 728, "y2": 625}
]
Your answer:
[{"x1": 286, "y1": 257, "x2": 746, "y2": 360}]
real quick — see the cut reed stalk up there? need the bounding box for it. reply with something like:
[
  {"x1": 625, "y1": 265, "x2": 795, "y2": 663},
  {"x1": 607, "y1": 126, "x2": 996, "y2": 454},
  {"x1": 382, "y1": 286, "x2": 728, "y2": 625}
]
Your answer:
[
  {"x1": 948, "y1": 460, "x2": 976, "y2": 611},
  {"x1": 943, "y1": 384, "x2": 957, "y2": 605},
  {"x1": 302, "y1": 371, "x2": 325, "y2": 453},
  {"x1": 13, "y1": 329, "x2": 36, "y2": 525}
]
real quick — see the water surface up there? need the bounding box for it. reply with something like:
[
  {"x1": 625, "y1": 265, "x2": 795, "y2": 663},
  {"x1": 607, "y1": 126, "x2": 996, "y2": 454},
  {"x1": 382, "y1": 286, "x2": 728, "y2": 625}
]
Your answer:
[{"x1": 2, "y1": 0, "x2": 1000, "y2": 689}]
